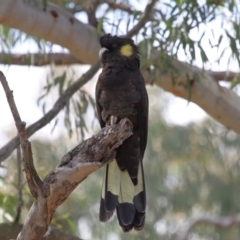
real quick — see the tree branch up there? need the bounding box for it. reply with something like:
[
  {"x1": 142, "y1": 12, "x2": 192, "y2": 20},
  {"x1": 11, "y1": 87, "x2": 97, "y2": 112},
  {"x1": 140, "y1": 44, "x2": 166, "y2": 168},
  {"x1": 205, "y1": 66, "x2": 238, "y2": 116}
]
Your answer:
[
  {"x1": 0, "y1": 71, "x2": 133, "y2": 240},
  {"x1": 126, "y1": 0, "x2": 157, "y2": 38},
  {"x1": 0, "y1": 71, "x2": 43, "y2": 198},
  {"x1": 141, "y1": 54, "x2": 240, "y2": 135},
  {"x1": 0, "y1": 52, "x2": 83, "y2": 66},
  {"x1": 85, "y1": 0, "x2": 99, "y2": 28},
  {"x1": 176, "y1": 213, "x2": 240, "y2": 240},
  {"x1": 207, "y1": 70, "x2": 240, "y2": 82}
]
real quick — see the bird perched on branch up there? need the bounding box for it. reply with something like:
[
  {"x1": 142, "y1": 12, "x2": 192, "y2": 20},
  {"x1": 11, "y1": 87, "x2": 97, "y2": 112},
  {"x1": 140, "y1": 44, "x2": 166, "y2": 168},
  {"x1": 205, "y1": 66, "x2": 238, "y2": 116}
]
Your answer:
[{"x1": 96, "y1": 34, "x2": 148, "y2": 232}]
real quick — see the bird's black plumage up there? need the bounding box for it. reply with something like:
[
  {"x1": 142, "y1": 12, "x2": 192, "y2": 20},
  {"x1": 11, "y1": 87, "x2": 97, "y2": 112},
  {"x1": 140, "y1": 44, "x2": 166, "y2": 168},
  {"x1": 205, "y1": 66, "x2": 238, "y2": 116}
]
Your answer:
[{"x1": 96, "y1": 34, "x2": 148, "y2": 232}]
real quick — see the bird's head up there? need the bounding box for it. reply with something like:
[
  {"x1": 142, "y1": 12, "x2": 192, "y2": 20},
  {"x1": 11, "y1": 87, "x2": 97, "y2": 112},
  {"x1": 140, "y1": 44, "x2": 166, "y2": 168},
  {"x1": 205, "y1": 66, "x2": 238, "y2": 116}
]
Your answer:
[{"x1": 99, "y1": 34, "x2": 139, "y2": 67}]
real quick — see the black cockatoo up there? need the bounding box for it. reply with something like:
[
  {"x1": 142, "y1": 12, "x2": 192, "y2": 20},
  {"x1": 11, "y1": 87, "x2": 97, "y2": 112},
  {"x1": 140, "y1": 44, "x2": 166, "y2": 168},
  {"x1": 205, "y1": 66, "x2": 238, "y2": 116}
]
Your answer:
[{"x1": 95, "y1": 34, "x2": 148, "y2": 232}]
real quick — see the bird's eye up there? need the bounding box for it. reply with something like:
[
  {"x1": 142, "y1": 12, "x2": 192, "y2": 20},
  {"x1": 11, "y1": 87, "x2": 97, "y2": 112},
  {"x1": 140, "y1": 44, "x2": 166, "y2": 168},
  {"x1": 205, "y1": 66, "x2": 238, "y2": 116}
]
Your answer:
[{"x1": 111, "y1": 44, "x2": 117, "y2": 49}]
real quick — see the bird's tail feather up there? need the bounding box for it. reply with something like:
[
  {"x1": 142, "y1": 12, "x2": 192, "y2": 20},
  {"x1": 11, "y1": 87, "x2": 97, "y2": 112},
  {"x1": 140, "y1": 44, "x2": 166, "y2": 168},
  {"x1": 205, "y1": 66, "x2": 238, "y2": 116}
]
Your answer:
[
  {"x1": 99, "y1": 159, "x2": 146, "y2": 231},
  {"x1": 99, "y1": 160, "x2": 120, "y2": 221}
]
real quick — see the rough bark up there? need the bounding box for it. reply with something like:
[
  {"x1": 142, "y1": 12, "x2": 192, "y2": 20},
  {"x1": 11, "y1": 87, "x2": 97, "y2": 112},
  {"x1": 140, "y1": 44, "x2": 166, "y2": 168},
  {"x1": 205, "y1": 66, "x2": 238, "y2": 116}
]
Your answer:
[{"x1": 0, "y1": 223, "x2": 82, "y2": 240}]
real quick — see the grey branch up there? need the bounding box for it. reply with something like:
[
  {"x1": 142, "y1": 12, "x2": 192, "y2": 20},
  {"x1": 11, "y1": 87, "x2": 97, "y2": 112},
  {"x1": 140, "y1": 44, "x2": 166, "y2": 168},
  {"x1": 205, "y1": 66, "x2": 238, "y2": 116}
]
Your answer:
[
  {"x1": 0, "y1": 52, "x2": 83, "y2": 66},
  {"x1": 176, "y1": 213, "x2": 240, "y2": 240},
  {"x1": 206, "y1": 70, "x2": 240, "y2": 82},
  {"x1": 142, "y1": 56, "x2": 240, "y2": 135},
  {"x1": 126, "y1": 0, "x2": 157, "y2": 38},
  {"x1": 0, "y1": 71, "x2": 133, "y2": 240},
  {"x1": 105, "y1": 0, "x2": 135, "y2": 14}
]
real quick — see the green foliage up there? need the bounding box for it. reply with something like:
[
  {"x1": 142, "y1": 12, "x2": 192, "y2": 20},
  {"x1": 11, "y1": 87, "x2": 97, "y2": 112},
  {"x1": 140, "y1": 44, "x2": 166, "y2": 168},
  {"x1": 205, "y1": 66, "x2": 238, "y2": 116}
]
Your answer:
[
  {"x1": 37, "y1": 67, "x2": 96, "y2": 138},
  {"x1": 0, "y1": 192, "x2": 17, "y2": 222}
]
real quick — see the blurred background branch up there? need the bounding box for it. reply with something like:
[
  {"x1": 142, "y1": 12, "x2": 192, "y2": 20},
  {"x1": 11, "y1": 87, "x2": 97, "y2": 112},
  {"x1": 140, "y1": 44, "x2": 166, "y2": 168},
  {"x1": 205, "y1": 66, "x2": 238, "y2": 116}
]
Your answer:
[{"x1": 176, "y1": 213, "x2": 240, "y2": 240}]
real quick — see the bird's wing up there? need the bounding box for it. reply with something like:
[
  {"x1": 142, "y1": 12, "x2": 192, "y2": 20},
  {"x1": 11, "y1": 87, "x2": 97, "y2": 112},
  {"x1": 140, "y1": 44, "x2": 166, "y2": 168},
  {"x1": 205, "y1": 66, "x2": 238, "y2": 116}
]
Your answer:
[
  {"x1": 134, "y1": 72, "x2": 149, "y2": 158},
  {"x1": 95, "y1": 76, "x2": 105, "y2": 128}
]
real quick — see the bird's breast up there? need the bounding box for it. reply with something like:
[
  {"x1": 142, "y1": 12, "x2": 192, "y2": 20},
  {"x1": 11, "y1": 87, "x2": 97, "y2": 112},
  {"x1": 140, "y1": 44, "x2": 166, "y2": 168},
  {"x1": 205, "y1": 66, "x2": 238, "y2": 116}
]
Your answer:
[
  {"x1": 98, "y1": 63, "x2": 143, "y2": 122},
  {"x1": 99, "y1": 83, "x2": 141, "y2": 121}
]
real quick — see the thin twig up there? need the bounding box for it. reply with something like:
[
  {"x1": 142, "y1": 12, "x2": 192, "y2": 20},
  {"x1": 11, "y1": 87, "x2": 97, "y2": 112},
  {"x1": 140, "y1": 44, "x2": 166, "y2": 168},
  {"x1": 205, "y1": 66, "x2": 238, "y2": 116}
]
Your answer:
[
  {"x1": 176, "y1": 213, "x2": 240, "y2": 240},
  {"x1": 0, "y1": 61, "x2": 101, "y2": 162},
  {"x1": 105, "y1": 0, "x2": 134, "y2": 14},
  {"x1": 66, "y1": 4, "x2": 84, "y2": 14},
  {"x1": 0, "y1": 71, "x2": 42, "y2": 198},
  {"x1": 85, "y1": 0, "x2": 99, "y2": 28},
  {"x1": 126, "y1": 0, "x2": 157, "y2": 38},
  {"x1": 14, "y1": 146, "x2": 23, "y2": 223}
]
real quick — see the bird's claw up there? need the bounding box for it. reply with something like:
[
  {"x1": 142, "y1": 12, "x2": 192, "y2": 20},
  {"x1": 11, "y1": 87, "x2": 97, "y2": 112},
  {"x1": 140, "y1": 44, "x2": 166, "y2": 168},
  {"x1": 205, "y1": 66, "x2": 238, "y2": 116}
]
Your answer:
[
  {"x1": 119, "y1": 118, "x2": 133, "y2": 131},
  {"x1": 110, "y1": 116, "x2": 118, "y2": 125}
]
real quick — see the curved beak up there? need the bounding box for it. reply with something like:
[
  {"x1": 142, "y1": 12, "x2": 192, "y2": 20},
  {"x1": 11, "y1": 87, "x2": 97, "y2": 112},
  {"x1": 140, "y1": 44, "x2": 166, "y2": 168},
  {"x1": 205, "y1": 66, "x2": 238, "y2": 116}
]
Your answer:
[{"x1": 99, "y1": 47, "x2": 108, "y2": 59}]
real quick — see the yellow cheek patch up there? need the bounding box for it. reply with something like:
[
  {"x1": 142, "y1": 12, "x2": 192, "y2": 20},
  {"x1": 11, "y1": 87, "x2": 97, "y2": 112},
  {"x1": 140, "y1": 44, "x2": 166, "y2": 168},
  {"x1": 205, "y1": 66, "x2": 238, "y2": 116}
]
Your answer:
[{"x1": 120, "y1": 44, "x2": 133, "y2": 56}]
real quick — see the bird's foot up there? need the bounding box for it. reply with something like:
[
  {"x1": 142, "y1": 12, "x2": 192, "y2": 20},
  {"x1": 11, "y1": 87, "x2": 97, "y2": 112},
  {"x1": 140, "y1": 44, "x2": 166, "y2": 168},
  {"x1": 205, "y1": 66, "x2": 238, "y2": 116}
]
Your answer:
[
  {"x1": 110, "y1": 115, "x2": 118, "y2": 125},
  {"x1": 119, "y1": 118, "x2": 133, "y2": 131}
]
